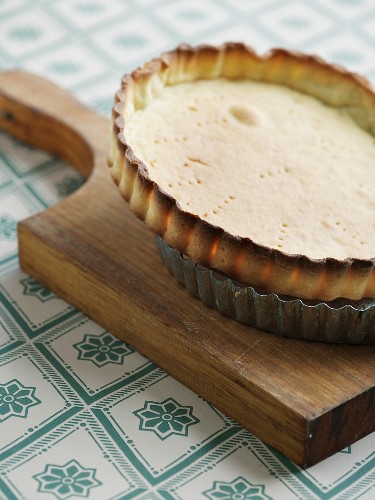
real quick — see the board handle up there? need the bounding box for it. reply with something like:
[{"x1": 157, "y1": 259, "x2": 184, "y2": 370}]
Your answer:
[{"x1": 0, "y1": 71, "x2": 110, "y2": 178}]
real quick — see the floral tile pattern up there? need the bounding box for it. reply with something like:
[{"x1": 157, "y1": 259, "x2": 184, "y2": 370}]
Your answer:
[
  {"x1": 21, "y1": 277, "x2": 57, "y2": 303},
  {"x1": 133, "y1": 398, "x2": 200, "y2": 440},
  {"x1": 0, "y1": 378, "x2": 41, "y2": 421},
  {"x1": 1, "y1": 0, "x2": 375, "y2": 498},
  {"x1": 34, "y1": 459, "x2": 102, "y2": 499},
  {"x1": 74, "y1": 332, "x2": 133, "y2": 367},
  {"x1": 203, "y1": 476, "x2": 272, "y2": 500},
  {"x1": 0, "y1": 213, "x2": 17, "y2": 240}
]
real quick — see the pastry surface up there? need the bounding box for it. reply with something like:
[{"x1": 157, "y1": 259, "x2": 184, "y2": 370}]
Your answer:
[
  {"x1": 110, "y1": 44, "x2": 375, "y2": 300},
  {"x1": 125, "y1": 78, "x2": 375, "y2": 261}
]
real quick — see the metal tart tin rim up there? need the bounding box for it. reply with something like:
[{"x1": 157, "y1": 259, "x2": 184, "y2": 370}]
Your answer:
[{"x1": 156, "y1": 237, "x2": 375, "y2": 344}]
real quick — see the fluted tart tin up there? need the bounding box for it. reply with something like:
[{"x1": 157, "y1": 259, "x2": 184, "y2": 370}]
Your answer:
[{"x1": 156, "y1": 237, "x2": 375, "y2": 344}]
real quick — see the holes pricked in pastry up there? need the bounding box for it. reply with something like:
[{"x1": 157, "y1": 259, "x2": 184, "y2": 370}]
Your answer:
[
  {"x1": 277, "y1": 223, "x2": 288, "y2": 248},
  {"x1": 229, "y1": 105, "x2": 262, "y2": 126},
  {"x1": 210, "y1": 202, "x2": 227, "y2": 216},
  {"x1": 335, "y1": 220, "x2": 355, "y2": 232},
  {"x1": 168, "y1": 182, "x2": 173, "y2": 189},
  {"x1": 168, "y1": 135, "x2": 188, "y2": 143},
  {"x1": 357, "y1": 183, "x2": 373, "y2": 193},
  {"x1": 260, "y1": 169, "x2": 290, "y2": 179},
  {"x1": 188, "y1": 105, "x2": 198, "y2": 112},
  {"x1": 202, "y1": 198, "x2": 232, "y2": 217},
  {"x1": 336, "y1": 222, "x2": 351, "y2": 235},
  {"x1": 284, "y1": 166, "x2": 291, "y2": 174},
  {"x1": 174, "y1": 172, "x2": 202, "y2": 189}
]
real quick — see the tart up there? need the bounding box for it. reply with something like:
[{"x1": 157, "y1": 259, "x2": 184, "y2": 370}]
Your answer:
[{"x1": 109, "y1": 43, "x2": 375, "y2": 301}]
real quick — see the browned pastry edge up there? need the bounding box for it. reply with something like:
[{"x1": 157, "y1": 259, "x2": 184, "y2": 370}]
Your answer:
[{"x1": 109, "y1": 42, "x2": 375, "y2": 301}]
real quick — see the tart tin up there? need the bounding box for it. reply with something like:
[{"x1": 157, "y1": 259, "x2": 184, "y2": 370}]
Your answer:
[{"x1": 156, "y1": 238, "x2": 375, "y2": 344}]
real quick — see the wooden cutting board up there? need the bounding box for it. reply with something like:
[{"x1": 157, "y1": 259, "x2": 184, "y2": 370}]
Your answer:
[{"x1": 1, "y1": 71, "x2": 375, "y2": 467}]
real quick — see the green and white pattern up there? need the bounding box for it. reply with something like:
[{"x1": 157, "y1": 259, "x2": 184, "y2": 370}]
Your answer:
[
  {"x1": 1, "y1": 0, "x2": 375, "y2": 498},
  {"x1": 74, "y1": 332, "x2": 134, "y2": 367},
  {"x1": 0, "y1": 379, "x2": 41, "y2": 421},
  {"x1": 203, "y1": 476, "x2": 272, "y2": 500},
  {"x1": 0, "y1": 214, "x2": 17, "y2": 240},
  {"x1": 34, "y1": 459, "x2": 102, "y2": 499},
  {"x1": 21, "y1": 277, "x2": 57, "y2": 303},
  {"x1": 134, "y1": 398, "x2": 200, "y2": 440}
]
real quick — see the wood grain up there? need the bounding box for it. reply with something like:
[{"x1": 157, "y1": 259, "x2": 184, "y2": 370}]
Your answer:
[{"x1": 1, "y1": 71, "x2": 375, "y2": 467}]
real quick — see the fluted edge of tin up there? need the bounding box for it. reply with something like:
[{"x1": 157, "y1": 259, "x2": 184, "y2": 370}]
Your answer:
[{"x1": 156, "y1": 237, "x2": 375, "y2": 344}]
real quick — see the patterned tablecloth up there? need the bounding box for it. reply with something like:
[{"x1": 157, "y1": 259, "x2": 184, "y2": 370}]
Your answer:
[{"x1": 1, "y1": 1, "x2": 375, "y2": 499}]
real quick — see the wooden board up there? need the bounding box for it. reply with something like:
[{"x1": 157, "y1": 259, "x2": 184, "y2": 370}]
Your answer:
[{"x1": 2, "y1": 71, "x2": 375, "y2": 467}]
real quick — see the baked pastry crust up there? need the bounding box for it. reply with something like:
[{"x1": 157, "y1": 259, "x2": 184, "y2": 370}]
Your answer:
[{"x1": 109, "y1": 43, "x2": 375, "y2": 301}]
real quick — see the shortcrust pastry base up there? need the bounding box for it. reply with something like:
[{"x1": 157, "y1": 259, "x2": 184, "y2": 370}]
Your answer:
[
  {"x1": 110, "y1": 44, "x2": 375, "y2": 301},
  {"x1": 126, "y1": 78, "x2": 375, "y2": 261}
]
